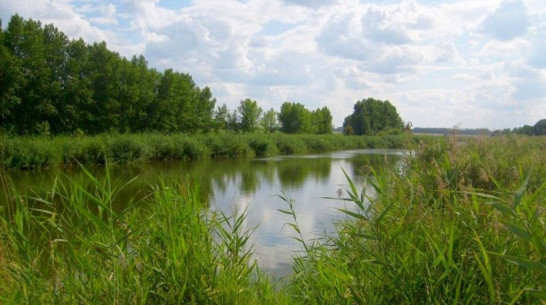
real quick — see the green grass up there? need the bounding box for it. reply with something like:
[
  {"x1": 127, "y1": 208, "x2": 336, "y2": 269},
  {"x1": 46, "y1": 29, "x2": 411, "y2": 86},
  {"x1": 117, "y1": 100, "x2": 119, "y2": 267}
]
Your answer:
[
  {"x1": 283, "y1": 135, "x2": 545, "y2": 304},
  {"x1": 0, "y1": 163, "x2": 282, "y2": 304},
  {"x1": 1, "y1": 135, "x2": 543, "y2": 304},
  {"x1": 0, "y1": 132, "x2": 428, "y2": 170}
]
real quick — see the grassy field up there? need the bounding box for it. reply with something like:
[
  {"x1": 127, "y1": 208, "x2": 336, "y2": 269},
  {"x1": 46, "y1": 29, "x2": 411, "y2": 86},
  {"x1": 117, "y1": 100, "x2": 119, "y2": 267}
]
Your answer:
[
  {"x1": 0, "y1": 132, "x2": 427, "y2": 170},
  {"x1": 0, "y1": 135, "x2": 544, "y2": 304}
]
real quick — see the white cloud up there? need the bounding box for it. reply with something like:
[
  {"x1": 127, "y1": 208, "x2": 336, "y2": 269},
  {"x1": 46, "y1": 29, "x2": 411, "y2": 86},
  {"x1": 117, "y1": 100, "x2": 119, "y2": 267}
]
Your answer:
[
  {"x1": 1, "y1": 0, "x2": 544, "y2": 128},
  {"x1": 481, "y1": 0, "x2": 530, "y2": 41},
  {"x1": 526, "y1": 26, "x2": 546, "y2": 68}
]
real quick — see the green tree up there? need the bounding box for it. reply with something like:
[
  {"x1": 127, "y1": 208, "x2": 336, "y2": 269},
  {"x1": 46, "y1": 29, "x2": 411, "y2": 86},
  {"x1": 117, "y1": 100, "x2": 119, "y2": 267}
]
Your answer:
[
  {"x1": 227, "y1": 109, "x2": 240, "y2": 132},
  {"x1": 0, "y1": 15, "x2": 216, "y2": 135},
  {"x1": 0, "y1": 18, "x2": 23, "y2": 133},
  {"x1": 533, "y1": 119, "x2": 546, "y2": 135},
  {"x1": 57, "y1": 38, "x2": 94, "y2": 134},
  {"x1": 260, "y1": 108, "x2": 279, "y2": 133},
  {"x1": 311, "y1": 107, "x2": 333, "y2": 134},
  {"x1": 2, "y1": 15, "x2": 61, "y2": 134},
  {"x1": 343, "y1": 98, "x2": 403, "y2": 135},
  {"x1": 278, "y1": 102, "x2": 311, "y2": 134},
  {"x1": 238, "y1": 98, "x2": 263, "y2": 133},
  {"x1": 512, "y1": 125, "x2": 534, "y2": 136},
  {"x1": 213, "y1": 104, "x2": 229, "y2": 131}
]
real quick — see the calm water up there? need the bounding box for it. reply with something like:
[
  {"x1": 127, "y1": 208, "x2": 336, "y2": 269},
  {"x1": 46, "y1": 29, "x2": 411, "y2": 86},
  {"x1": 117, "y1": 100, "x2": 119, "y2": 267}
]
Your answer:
[{"x1": 4, "y1": 149, "x2": 405, "y2": 278}]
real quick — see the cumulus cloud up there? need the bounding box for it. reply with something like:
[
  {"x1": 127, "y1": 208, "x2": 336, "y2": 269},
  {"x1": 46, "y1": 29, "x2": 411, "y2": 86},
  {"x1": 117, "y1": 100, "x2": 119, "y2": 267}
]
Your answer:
[
  {"x1": 1, "y1": 0, "x2": 544, "y2": 128},
  {"x1": 481, "y1": 0, "x2": 530, "y2": 41},
  {"x1": 504, "y1": 62, "x2": 546, "y2": 100},
  {"x1": 281, "y1": 0, "x2": 340, "y2": 9},
  {"x1": 526, "y1": 26, "x2": 546, "y2": 68}
]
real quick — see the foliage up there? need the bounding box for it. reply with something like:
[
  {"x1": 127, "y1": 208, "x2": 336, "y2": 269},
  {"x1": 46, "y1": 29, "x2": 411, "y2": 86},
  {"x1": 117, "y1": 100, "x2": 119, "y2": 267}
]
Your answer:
[
  {"x1": 0, "y1": 15, "x2": 216, "y2": 135},
  {"x1": 278, "y1": 102, "x2": 312, "y2": 134},
  {"x1": 343, "y1": 98, "x2": 404, "y2": 136},
  {"x1": 238, "y1": 99, "x2": 263, "y2": 133},
  {"x1": 311, "y1": 107, "x2": 333, "y2": 134},
  {"x1": 278, "y1": 103, "x2": 333, "y2": 135},
  {"x1": 533, "y1": 119, "x2": 546, "y2": 135},
  {"x1": 2, "y1": 135, "x2": 543, "y2": 304},
  {"x1": 0, "y1": 133, "x2": 419, "y2": 170},
  {"x1": 260, "y1": 108, "x2": 280, "y2": 133},
  {"x1": 284, "y1": 135, "x2": 545, "y2": 304},
  {"x1": 0, "y1": 167, "x2": 281, "y2": 304}
]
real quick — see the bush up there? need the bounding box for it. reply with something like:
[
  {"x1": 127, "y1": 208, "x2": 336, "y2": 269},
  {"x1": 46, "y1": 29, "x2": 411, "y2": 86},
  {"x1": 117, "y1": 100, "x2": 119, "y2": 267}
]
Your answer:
[{"x1": 109, "y1": 136, "x2": 143, "y2": 163}]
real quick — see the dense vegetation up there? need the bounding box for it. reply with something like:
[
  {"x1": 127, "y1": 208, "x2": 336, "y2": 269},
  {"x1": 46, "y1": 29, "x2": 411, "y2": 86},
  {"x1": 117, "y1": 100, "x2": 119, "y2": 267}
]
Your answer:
[
  {"x1": 1, "y1": 136, "x2": 544, "y2": 304},
  {"x1": 286, "y1": 135, "x2": 545, "y2": 304},
  {"x1": 342, "y1": 98, "x2": 404, "y2": 136},
  {"x1": 0, "y1": 15, "x2": 217, "y2": 135},
  {"x1": 0, "y1": 15, "x2": 337, "y2": 136},
  {"x1": 0, "y1": 133, "x2": 418, "y2": 170}
]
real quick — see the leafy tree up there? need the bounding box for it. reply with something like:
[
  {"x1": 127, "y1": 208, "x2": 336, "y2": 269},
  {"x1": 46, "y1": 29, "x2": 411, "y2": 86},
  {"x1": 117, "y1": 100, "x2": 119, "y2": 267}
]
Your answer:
[
  {"x1": 238, "y1": 98, "x2": 263, "y2": 133},
  {"x1": 278, "y1": 102, "x2": 311, "y2": 134},
  {"x1": 512, "y1": 125, "x2": 534, "y2": 136},
  {"x1": 227, "y1": 109, "x2": 240, "y2": 132},
  {"x1": 0, "y1": 15, "x2": 217, "y2": 135},
  {"x1": 533, "y1": 119, "x2": 546, "y2": 135},
  {"x1": 343, "y1": 98, "x2": 403, "y2": 135},
  {"x1": 311, "y1": 107, "x2": 333, "y2": 134},
  {"x1": 213, "y1": 104, "x2": 231, "y2": 131},
  {"x1": 260, "y1": 108, "x2": 279, "y2": 133},
  {"x1": 0, "y1": 18, "x2": 23, "y2": 133}
]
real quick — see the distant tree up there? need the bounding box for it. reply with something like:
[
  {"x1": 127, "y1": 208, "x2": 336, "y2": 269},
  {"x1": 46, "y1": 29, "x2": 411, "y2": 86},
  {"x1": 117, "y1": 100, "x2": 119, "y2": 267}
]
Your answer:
[
  {"x1": 533, "y1": 119, "x2": 546, "y2": 135},
  {"x1": 512, "y1": 125, "x2": 535, "y2": 136},
  {"x1": 343, "y1": 98, "x2": 403, "y2": 135},
  {"x1": 278, "y1": 102, "x2": 311, "y2": 134},
  {"x1": 238, "y1": 98, "x2": 263, "y2": 132},
  {"x1": 311, "y1": 107, "x2": 333, "y2": 134},
  {"x1": 260, "y1": 108, "x2": 279, "y2": 133},
  {"x1": 213, "y1": 104, "x2": 229, "y2": 131},
  {"x1": 227, "y1": 109, "x2": 240, "y2": 132}
]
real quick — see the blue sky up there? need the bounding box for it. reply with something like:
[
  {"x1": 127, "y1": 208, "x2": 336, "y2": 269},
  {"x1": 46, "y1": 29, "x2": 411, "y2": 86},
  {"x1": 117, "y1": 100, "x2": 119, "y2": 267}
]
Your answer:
[{"x1": 1, "y1": 0, "x2": 545, "y2": 129}]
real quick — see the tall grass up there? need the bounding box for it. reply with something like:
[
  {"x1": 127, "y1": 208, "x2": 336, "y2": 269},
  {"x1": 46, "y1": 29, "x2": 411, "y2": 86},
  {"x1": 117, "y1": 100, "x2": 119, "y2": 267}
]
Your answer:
[
  {"x1": 2, "y1": 134, "x2": 542, "y2": 304},
  {"x1": 0, "y1": 166, "x2": 280, "y2": 304},
  {"x1": 283, "y1": 135, "x2": 545, "y2": 304},
  {"x1": 0, "y1": 132, "x2": 426, "y2": 170}
]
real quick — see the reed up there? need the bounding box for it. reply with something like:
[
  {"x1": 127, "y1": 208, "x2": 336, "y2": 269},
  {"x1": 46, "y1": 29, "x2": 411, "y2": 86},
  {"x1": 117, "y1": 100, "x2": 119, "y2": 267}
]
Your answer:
[
  {"x1": 2, "y1": 134, "x2": 542, "y2": 304},
  {"x1": 283, "y1": 135, "x2": 545, "y2": 304},
  {"x1": 0, "y1": 165, "x2": 280, "y2": 304},
  {"x1": 0, "y1": 133, "x2": 421, "y2": 170}
]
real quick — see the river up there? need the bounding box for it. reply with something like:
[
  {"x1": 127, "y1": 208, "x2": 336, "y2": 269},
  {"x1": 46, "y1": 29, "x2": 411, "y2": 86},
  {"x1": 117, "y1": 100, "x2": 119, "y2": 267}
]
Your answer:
[{"x1": 3, "y1": 149, "x2": 405, "y2": 278}]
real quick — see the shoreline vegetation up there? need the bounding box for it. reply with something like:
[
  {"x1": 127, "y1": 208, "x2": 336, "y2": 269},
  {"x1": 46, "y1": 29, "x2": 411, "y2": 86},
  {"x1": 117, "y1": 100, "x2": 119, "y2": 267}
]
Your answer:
[
  {"x1": 1, "y1": 135, "x2": 544, "y2": 304},
  {"x1": 0, "y1": 132, "x2": 429, "y2": 171}
]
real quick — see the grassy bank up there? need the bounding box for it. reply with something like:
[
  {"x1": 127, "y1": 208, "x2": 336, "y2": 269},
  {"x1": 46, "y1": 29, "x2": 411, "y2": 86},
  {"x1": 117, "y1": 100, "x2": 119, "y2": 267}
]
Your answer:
[
  {"x1": 0, "y1": 132, "x2": 431, "y2": 170},
  {"x1": 1, "y1": 135, "x2": 544, "y2": 304},
  {"x1": 286, "y1": 135, "x2": 545, "y2": 304},
  {"x1": 0, "y1": 168, "x2": 283, "y2": 304}
]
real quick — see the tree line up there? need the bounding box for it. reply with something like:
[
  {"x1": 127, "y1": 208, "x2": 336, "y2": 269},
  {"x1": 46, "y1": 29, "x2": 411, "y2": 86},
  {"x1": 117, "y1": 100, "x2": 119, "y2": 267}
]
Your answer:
[
  {"x1": 0, "y1": 15, "x2": 217, "y2": 135},
  {"x1": 501, "y1": 119, "x2": 546, "y2": 136},
  {"x1": 0, "y1": 15, "x2": 339, "y2": 136},
  {"x1": 412, "y1": 119, "x2": 546, "y2": 136},
  {"x1": 0, "y1": 15, "x2": 411, "y2": 137}
]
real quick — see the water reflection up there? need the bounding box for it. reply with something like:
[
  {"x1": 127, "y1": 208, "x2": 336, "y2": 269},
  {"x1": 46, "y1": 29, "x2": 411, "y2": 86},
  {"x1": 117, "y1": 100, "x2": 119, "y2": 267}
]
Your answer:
[{"x1": 3, "y1": 149, "x2": 404, "y2": 278}]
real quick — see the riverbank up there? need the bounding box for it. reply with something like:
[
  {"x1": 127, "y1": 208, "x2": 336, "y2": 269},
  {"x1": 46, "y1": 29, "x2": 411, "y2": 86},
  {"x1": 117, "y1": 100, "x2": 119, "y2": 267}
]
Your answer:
[
  {"x1": 0, "y1": 132, "x2": 434, "y2": 170},
  {"x1": 1, "y1": 135, "x2": 543, "y2": 304}
]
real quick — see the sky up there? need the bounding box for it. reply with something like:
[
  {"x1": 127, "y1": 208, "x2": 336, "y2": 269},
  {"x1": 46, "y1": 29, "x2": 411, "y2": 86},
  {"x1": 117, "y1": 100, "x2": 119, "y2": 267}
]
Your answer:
[{"x1": 1, "y1": 0, "x2": 545, "y2": 129}]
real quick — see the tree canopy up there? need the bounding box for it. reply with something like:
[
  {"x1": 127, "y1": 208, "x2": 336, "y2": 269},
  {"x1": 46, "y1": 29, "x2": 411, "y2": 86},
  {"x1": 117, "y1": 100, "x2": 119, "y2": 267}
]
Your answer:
[
  {"x1": 0, "y1": 15, "x2": 216, "y2": 135},
  {"x1": 0, "y1": 15, "x2": 339, "y2": 136},
  {"x1": 238, "y1": 99, "x2": 263, "y2": 133},
  {"x1": 343, "y1": 98, "x2": 404, "y2": 135}
]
